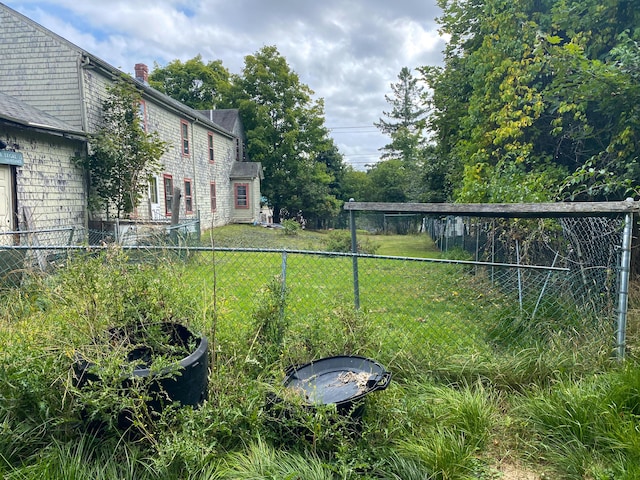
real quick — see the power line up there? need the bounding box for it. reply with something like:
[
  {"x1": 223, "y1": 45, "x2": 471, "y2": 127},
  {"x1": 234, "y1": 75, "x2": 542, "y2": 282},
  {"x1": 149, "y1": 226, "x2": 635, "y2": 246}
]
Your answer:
[
  {"x1": 342, "y1": 153, "x2": 381, "y2": 157},
  {"x1": 327, "y1": 125, "x2": 376, "y2": 129},
  {"x1": 330, "y1": 130, "x2": 378, "y2": 134}
]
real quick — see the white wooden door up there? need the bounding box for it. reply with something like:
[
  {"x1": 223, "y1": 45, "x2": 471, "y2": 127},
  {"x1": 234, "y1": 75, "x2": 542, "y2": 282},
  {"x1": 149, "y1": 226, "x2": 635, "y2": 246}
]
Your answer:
[{"x1": 0, "y1": 165, "x2": 14, "y2": 241}]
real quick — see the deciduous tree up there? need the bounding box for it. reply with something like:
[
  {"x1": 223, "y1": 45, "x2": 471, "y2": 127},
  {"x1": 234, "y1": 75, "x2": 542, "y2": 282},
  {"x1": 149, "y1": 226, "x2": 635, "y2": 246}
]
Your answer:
[
  {"x1": 231, "y1": 46, "x2": 342, "y2": 224},
  {"x1": 78, "y1": 78, "x2": 167, "y2": 219},
  {"x1": 426, "y1": 0, "x2": 640, "y2": 202},
  {"x1": 149, "y1": 55, "x2": 232, "y2": 110}
]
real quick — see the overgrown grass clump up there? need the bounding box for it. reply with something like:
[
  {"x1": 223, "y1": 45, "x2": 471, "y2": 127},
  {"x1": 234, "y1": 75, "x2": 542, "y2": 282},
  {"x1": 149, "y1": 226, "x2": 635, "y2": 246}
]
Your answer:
[{"x1": 0, "y1": 230, "x2": 638, "y2": 478}]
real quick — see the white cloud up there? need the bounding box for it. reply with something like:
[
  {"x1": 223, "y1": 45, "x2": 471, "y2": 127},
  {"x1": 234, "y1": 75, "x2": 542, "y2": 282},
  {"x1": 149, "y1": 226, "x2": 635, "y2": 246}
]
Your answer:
[{"x1": 5, "y1": 0, "x2": 446, "y2": 169}]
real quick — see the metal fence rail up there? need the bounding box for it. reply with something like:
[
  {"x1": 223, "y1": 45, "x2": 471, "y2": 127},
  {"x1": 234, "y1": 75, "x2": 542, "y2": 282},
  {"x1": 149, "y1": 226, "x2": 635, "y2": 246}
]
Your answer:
[
  {"x1": 0, "y1": 203, "x2": 632, "y2": 375},
  {"x1": 0, "y1": 248, "x2": 621, "y2": 371},
  {"x1": 345, "y1": 202, "x2": 635, "y2": 362}
]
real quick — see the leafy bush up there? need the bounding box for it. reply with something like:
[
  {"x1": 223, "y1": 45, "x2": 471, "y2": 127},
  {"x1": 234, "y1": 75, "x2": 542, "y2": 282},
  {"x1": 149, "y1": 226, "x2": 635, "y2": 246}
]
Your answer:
[
  {"x1": 246, "y1": 275, "x2": 288, "y2": 367},
  {"x1": 0, "y1": 236, "x2": 636, "y2": 479},
  {"x1": 281, "y1": 219, "x2": 301, "y2": 236},
  {"x1": 325, "y1": 230, "x2": 380, "y2": 254}
]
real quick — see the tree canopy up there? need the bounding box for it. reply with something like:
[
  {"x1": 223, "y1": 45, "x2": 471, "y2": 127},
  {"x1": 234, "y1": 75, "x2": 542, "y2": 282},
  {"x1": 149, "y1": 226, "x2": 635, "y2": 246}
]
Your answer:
[
  {"x1": 375, "y1": 66, "x2": 428, "y2": 164},
  {"x1": 230, "y1": 46, "x2": 343, "y2": 225},
  {"x1": 149, "y1": 47, "x2": 345, "y2": 227},
  {"x1": 424, "y1": 0, "x2": 640, "y2": 202},
  {"x1": 149, "y1": 55, "x2": 232, "y2": 110},
  {"x1": 78, "y1": 78, "x2": 166, "y2": 219}
]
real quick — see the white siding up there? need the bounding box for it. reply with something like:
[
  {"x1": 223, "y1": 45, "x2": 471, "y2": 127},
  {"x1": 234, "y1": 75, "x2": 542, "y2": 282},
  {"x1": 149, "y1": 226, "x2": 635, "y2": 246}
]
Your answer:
[
  {"x1": 7, "y1": 126, "x2": 86, "y2": 240},
  {"x1": 0, "y1": 6, "x2": 85, "y2": 130}
]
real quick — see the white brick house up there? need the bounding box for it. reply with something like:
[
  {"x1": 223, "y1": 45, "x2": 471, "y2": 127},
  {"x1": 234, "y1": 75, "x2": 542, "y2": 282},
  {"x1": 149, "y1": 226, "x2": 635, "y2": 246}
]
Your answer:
[{"x1": 0, "y1": 3, "x2": 263, "y2": 236}]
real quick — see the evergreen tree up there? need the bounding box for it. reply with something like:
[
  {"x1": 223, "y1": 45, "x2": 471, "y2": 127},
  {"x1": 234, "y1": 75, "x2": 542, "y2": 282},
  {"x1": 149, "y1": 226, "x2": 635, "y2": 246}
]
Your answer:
[{"x1": 375, "y1": 67, "x2": 428, "y2": 163}]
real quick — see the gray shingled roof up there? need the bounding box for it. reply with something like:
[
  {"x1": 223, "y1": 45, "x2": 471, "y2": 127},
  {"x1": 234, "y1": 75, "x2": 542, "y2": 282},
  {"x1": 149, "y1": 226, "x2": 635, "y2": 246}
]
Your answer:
[
  {"x1": 198, "y1": 109, "x2": 239, "y2": 133},
  {"x1": 0, "y1": 91, "x2": 85, "y2": 136},
  {"x1": 0, "y1": 3, "x2": 234, "y2": 140},
  {"x1": 230, "y1": 161, "x2": 263, "y2": 180}
]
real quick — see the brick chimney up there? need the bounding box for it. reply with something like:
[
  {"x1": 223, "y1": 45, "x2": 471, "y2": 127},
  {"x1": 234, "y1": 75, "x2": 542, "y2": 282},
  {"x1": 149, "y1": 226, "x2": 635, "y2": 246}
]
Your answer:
[{"x1": 134, "y1": 63, "x2": 149, "y2": 84}]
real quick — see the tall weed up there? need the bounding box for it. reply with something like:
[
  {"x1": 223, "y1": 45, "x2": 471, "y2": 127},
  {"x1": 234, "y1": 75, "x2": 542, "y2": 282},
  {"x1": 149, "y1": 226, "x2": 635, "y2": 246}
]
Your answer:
[{"x1": 516, "y1": 364, "x2": 640, "y2": 477}]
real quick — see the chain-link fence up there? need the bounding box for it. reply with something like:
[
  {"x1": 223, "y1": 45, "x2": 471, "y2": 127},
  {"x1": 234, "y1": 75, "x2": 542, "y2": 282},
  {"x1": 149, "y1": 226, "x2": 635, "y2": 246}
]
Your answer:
[
  {"x1": 0, "y1": 203, "x2": 633, "y2": 377},
  {"x1": 344, "y1": 203, "x2": 634, "y2": 367}
]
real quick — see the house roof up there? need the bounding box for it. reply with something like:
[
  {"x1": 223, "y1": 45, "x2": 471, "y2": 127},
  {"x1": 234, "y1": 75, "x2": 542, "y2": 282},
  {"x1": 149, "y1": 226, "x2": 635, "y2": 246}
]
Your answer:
[
  {"x1": 198, "y1": 109, "x2": 240, "y2": 133},
  {"x1": 230, "y1": 161, "x2": 264, "y2": 180},
  {"x1": 134, "y1": 83, "x2": 235, "y2": 139},
  {"x1": 0, "y1": 90, "x2": 85, "y2": 138},
  {"x1": 0, "y1": 3, "x2": 235, "y2": 140}
]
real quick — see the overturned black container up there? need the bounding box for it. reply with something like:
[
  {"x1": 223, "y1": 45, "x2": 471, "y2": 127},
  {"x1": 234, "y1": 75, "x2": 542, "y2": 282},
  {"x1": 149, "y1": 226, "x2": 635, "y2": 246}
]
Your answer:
[
  {"x1": 73, "y1": 322, "x2": 208, "y2": 428},
  {"x1": 282, "y1": 355, "x2": 391, "y2": 417}
]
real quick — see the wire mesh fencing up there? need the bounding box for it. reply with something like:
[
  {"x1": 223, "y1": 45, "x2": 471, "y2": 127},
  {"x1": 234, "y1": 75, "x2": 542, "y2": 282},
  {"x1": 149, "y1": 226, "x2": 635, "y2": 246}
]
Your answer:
[{"x1": 0, "y1": 207, "x2": 631, "y2": 378}]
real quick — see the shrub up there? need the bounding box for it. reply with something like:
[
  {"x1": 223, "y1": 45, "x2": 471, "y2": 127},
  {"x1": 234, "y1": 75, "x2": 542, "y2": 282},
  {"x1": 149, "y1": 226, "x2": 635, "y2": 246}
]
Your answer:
[
  {"x1": 281, "y1": 219, "x2": 301, "y2": 236},
  {"x1": 325, "y1": 230, "x2": 380, "y2": 254}
]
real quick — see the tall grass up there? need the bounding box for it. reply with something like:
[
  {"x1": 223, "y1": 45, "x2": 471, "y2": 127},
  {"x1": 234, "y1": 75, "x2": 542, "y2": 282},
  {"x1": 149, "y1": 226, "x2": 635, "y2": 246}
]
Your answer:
[
  {"x1": 516, "y1": 364, "x2": 640, "y2": 478},
  {"x1": 0, "y1": 226, "x2": 637, "y2": 478}
]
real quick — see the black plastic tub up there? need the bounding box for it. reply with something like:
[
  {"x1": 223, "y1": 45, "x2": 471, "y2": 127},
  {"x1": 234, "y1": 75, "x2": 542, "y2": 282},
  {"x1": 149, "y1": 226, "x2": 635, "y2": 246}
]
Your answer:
[
  {"x1": 282, "y1": 355, "x2": 391, "y2": 416},
  {"x1": 73, "y1": 322, "x2": 208, "y2": 428}
]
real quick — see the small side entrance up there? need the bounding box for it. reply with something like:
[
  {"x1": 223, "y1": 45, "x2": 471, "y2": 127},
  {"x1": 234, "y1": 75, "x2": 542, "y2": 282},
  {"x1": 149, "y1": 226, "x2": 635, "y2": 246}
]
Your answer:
[{"x1": 0, "y1": 164, "x2": 16, "y2": 239}]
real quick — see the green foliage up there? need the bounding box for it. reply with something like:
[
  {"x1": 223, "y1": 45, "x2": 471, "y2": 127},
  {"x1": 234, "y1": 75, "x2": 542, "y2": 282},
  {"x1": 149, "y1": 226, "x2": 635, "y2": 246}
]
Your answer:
[
  {"x1": 426, "y1": 0, "x2": 640, "y2": 202},
  {"x1": 221, "y1": 437, "x2": 334, "y2": 479},
  {"x1": 375, "y1": 67, "x2": 428, "y2": 164},
  {"x1": 325, "y1": 230, "x2": 380, "y2": 254},
  {"x1": 231, "y1": 46, "x2": 344, "y2": 225},
  {"x1": 365, "y1": 159, "x2": 414, "y2": 203},
  {"x1": 517, "y1": 365, "x2": 640, "y2": 477},
  {"x1": 282, "y1": 305, "x2": 380, "y2": 365},
  {"x1": 340, "y1": 166, "x2": 371, "y2": 203},
  {"x1": 247, "y1": 275, "x2": 287, "y2": 367},
  {"x1": 281, "y1": 219, "x2": 301, "y2": 236},
  {"x1": 1, "y1": 228, "x2": 639, "y2": 478},
  {"x1": 77, "y1": 77, "x2": 167, "y2": 219},
  {"x1": 149, "y1": 55, "x2": 232, "y2": 110}
]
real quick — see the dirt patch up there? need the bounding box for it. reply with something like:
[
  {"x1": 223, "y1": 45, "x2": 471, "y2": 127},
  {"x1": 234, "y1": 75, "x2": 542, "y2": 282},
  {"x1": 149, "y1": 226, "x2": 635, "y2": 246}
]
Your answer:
[{"x1": 497, "y1": 462, "x2": 540, "y2": 480}]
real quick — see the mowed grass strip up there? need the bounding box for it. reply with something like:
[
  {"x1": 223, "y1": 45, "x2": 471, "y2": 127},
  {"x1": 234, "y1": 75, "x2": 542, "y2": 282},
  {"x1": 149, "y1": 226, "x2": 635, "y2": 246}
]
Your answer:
[{"x1": 185, "y1": 229, "x2": 502, "y2": 368}]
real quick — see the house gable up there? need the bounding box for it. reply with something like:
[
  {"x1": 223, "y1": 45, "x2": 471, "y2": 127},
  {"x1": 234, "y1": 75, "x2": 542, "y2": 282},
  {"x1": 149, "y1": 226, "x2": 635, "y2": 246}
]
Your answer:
[
  {"x1": 0, "y1": 3, "x2": 263, "y2": 230},
  {"x1": 0, "y1": 91, "x2": 87, "y2": 240}
]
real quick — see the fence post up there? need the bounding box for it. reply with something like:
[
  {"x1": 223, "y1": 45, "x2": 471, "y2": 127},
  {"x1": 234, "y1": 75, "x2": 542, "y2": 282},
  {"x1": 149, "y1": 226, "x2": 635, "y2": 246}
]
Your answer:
[
  {"x1": 349, "y1": 199, "x2": 360, "y2": 310},
  {"x1": 281, "y1": 250, "x2": 287, "y2": 322},
  {"x1": 516, "y1": 240, "x2": 523, "y2": 313},
  {"x1": 616, "y1": 207, "x2": 633, "y2": 360}
]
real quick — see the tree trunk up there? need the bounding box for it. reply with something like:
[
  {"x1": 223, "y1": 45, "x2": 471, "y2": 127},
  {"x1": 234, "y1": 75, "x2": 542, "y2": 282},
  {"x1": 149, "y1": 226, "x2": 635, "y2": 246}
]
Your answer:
[{"x1": 272, "y1": 204, "x2": 281, "y2": 224}]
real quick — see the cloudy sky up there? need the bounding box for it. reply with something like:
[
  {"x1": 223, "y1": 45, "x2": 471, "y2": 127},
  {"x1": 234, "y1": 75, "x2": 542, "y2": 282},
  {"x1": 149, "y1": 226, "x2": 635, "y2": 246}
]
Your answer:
[{"x1": 5, "y1": 0, "x2": 447, "y2": 169}]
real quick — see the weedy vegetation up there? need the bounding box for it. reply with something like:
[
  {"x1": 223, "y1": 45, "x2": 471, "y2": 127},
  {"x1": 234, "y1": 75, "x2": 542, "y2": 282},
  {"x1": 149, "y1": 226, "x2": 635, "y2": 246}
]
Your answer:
[{"x1": 0, "y1": 225, "x2": 639, "y2": 479}]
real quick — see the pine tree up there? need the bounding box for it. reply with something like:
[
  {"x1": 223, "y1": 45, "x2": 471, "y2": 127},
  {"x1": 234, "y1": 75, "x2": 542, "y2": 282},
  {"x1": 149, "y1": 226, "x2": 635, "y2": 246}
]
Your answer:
[{"x1": 375, "y1": 67, "x2": 428, "y2": 163}]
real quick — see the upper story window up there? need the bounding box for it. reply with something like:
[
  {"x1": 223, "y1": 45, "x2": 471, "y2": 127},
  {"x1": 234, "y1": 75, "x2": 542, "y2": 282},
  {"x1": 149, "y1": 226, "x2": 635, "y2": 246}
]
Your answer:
[
  {"x1": 181, "y1": 120, "x2": 190, "y2": 155},
  {"x1": 208, "y1": 132, "x2": 215, "y2": 163},
  {"x1": 234, "y1": 183, "x2": 249, "y2": 209},
  {"x1": 138, "y1": 100, "x2": 147, "y2": 132},
  {"x1": 184, "y1": 179, "x2": 193, "y2": 214}
]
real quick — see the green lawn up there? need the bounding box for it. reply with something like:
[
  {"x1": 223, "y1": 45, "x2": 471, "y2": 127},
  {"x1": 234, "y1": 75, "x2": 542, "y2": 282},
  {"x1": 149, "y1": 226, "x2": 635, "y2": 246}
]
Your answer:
[
  {"x1": 0, "y1": 228, "x2": 637, "y2": 479},
  {"x1": 369, "y1": 232, "x2": 441, "y2": 258}
]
